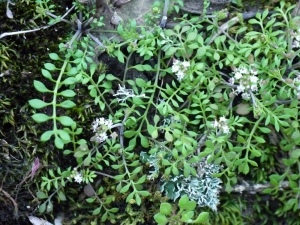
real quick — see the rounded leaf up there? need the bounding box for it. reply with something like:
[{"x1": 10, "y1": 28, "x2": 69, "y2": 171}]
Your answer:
[
  {"x1": 36, "y1": 191, "x2": 48, "y2": 199},
  {"x1": 34, "y1": 80, "x2": 51, "y2": 93},
  {"x1": 32, "y1": 113, "x2": 51, "y2": 123},
  {"x1": 57, "y1": 129, "x2": 71, "y2": 141},
  {"x1": 41, "y1": 69, "x2": 53, "y2": 80},
  {"x1": 61, "y1": 77, "x2": 76, "y2": 85},
  {"x1": 29, "y1": 99, "x2": 49, "y2": 109},
  {"x1": 38, "y1": 202, "x2": 47, "y2": 214},
  {"x1": 41, "y1": 130, "x2": 54, "y2": 142},
  {"x1": 193, "y1": 212, "x2": 209, "y2": 223},
  {"x1": 154, "y1": 213, "x2": 168, "y2": 224},
  {"x1": 179, "y1": 195, "x2": 189, "y2": 209},
  {"x1": 58, "y1": 90, "x2": 76, "y2": 97},
  {"x1": 44, "y1": 63, "x2": 56, "y2": 71},
  {"x1": 160, "y1": 202, "x2": 172, "y2": 215},
  {"x1": 57, "y1": 100, "x2": 76, "y2": 108},
  {"x1": 57, "y1": 116, "x2": 75, "y2": 126},
  {"x1": 49, "y1": 53, "x2": 60, "y2": 60}
]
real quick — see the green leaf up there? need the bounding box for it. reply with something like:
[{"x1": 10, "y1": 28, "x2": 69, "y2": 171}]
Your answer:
[
  {"x1": 151, "y1": 129, "x2": 158, "y2": 139},
  {"x1": 29, "y1": 99, "x2": 49, "y2": 109},
  {"x1": 36, "y1": 191, "x2": 48, "y2": 199},
  {"x1": 165, "y1": 131, "x2": 173, "y2": 142},
  {"x1": 154, "y1": 213, "x2": 168, "y2": 224},
  {"x1": 214, "y1": 52, "x2": 220, "y2": 61},
  {"x1": 139, "y1": 134, "x2": 149, "y2": 148},
  {"x1": 41, "y1": 130, "x2": 54, "y2": 142},
  {"x1": 74, "y1": 150, "x2": 88, "y2": 158},
  {"x1": 138, "y1": 190, "x2": 150, "y2": 196},
  {"x1": 258, "y1": 127, "x2": 271, "y2": 133},
  {"x1": 58, "y1": 100, "x2": 76, "y2": 108},
  {"x1": 254, "y1": 135, "x2": 266, "y2": 143},
  {"x1": 57, "y1": 116, "x2": 75, "y2": 126},
  {"x1": 32, "y1": 113, "x2": 51, "y2": 123},
  {"x1": 44, "y1": 63, "x2": 56, "y2": 71},
  {"x1": 57, "y1": 129, "x2": 71, "y2": 141},
  {"x1": 58, "y1": 90, "x2": 76, "y2": 97},
  {"x1": 55, "y1": 136, "x2": 64, "y2": 149},
  {"x1": 86, "y1": 197, "x2": 96, "y2": 203},
  {"x1": 114, "y1": 174, "x2": 125, "y2": 181},
  {"x1": 187, "y1": 32, "x2": 197, "y2": 41},
  {"x1": 193, "y1": 212, "x2": 209, "y2": 223},
  {"x1": 38, "y1": 202, "x2": 47, "y2": 213},
  {"x1": 131, "y1": 166, "x2": 142, "y2": 174},
  {"x1": 126, "y1": 191, "x2": 135, "y2": 202},
  {"x1": 106, "y1": 74, "x2": 118, "y2": 81},
  {"x1": 90, "y1": 63, "x2": 97, "y2": 76},
  {"x1": 181, "y1": 211, "x2": 194, "y2": 222},
  {"x1": 135, "y1": 193, "x2": 141, "y2": 205},
  {"x1": 178, "y1": 195, "x2": 189, "y2": 209},
  {"x1": 84, "y1": 153, "x2": 92, "y2": 166},
  {"x1": 124, "y1": 130, "x2": 136, "y2": 138},
  {"x1": 136, "y1": 78, "x2": 147, "y2": 87},
  {"x1": 136, "y1": 175, "x2": 147, "y2": 184},
  {"x1": 93, "y1": 207, "x2": 101, "y2": 215},
  {"x1": 165, "y1": 47, "x2": 177, "y2": 56},
  {"x1": 49, "y1": 53, "x2": 60, "y2": 60},
  {"x1": 61, "y1": 77, "x2": 77, "y2": 85},
  {"x1": 160, "y1": 202, "x2": 172, "y2": 215},
  {"x1": 58, "y1": 191, "x2": 66, "y2": 201},
  {"x1": 34, "y1": 80, "x2": 51, "y2": 93},
  {"x1": 172, "y1": 165, "x2": 179, "y2": 175},
  {"x1": 291, "y1": 149, "x2": 300, "y2": 159},
  {"x1": 117, "y1": 49, "x2": 124, "y2": 63},
  {"x1": 120, "y1": 183, "x2": 130, "y2": 193},
  {"x1": 41, "y1": 69, "x2": 53, "y2": 80},
  {"x1": 101, "y1": 212, "x2": 108, "y2": 222}
]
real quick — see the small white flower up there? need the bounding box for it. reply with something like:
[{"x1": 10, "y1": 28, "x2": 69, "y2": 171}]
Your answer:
[
  {"x1": 110, "y1": 132, "x2": 118, "y2": 139},
  {"x1": 236, "y1": 85, "x2": 245, "y2": 93},
  {"x1": 172, "y1": 64, "x2": 180, "y2": 73},
  {"x1": 105, "y1": 119, "x2": 113, "y2": 129},
  {"x1": 222, "y1": 125, "x2": 230, "y2": 134},
  {"x1": 250, "y1": 85, "x2": 258, "y2": 91},
  {"x1": 97, "y1": 132, "x2": 108, "y2": 143},
  {"x1": 228, "y1": 77, "x2": 235, "y2": 84},
  {"x1": 250, "y1": 69, "x2": 258, "y2": 75},
  {"x1": 242, "y1": 92, "x2": 250, "y2": 100},
  {"x1": 219, "y1": 116, "x2": 227, "y2": 123},
  {"x1": 239, "y1": 67, "x2": 247, "y2": 74},
  {"x1": 293, "y1": 40, "x2": 300, "y2": 48},
  {"x1": 99, "y1": 117, "x2": 105, "y2": 125},
  {"x1": 182, "y1": 61, "x2": 190, "y2": 68},
  {"x1": 249, "y1": 75, "x2": 258, "y2": 83},
  {"x1": 176, "y1": 70, "x2": 185, "y2": 81},
  {"x1": 212, "y1": 120, "x2": 219, "y2": 128},
  {"x1": 74, "y1": 171, "x2": 83, "y2": 183},
  {"x1": 234, "y1": 72, "x2": 242, "y2": 80}
]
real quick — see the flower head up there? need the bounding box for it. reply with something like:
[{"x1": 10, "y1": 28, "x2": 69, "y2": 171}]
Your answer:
[
  {"x1": 172, "y1": 58, "x2": 190, "y2": 81},
  {"x1": 211, "y1": 116, "x2": 230, "y2": 134},
  {"x1": 74, "y1": 171, "x2": 83, "y2": 183}
]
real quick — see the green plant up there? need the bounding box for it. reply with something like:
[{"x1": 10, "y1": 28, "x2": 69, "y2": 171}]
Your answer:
[
  {"x1": 19, "y1": 0, "x2": 300, "y2": 224},
  {"x1": 154, "y1": 195, "x2": 209, "y2": 224}
]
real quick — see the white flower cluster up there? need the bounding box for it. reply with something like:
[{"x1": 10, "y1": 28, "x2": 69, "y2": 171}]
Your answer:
[
  {"x1": 113, "y1": 84, "x2": 145, "y2": 103},
  {"x1": 70, "y1": 168, "x2": 83, "y2": 184},
  {"x1": 172, "y1": 59, "x2": 190, "y2": 81},
  {"x1": 212, "y1": 116, "x2": 230, "y2": 134},
  {"x1": 292, "y1": 29, "x2": 300, "y2": 48},
  {"x1": 91, "y1": 117, "x2": 114, "y2": 143},
  {"x1": 228, "y1": 66, "x2": 259, "y2": 100}
]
